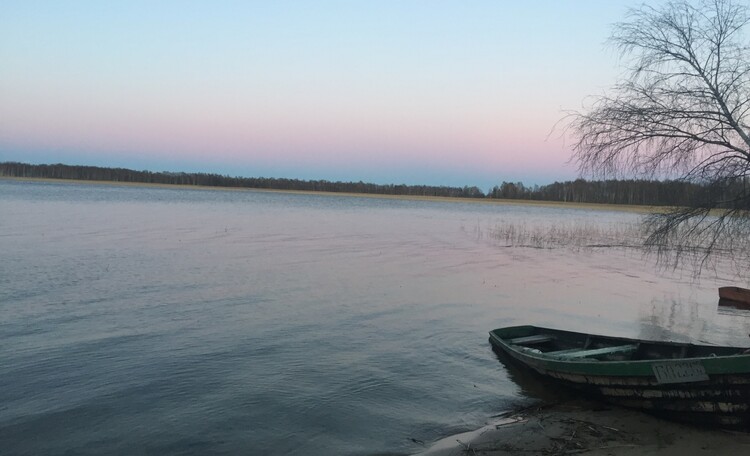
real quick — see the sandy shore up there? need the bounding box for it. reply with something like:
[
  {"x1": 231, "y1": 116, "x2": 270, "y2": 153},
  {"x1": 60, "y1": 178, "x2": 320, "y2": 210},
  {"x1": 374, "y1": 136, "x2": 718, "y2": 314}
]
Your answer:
[{"x1": 415, "y1": 400, "x2": 750, "y2": 455}]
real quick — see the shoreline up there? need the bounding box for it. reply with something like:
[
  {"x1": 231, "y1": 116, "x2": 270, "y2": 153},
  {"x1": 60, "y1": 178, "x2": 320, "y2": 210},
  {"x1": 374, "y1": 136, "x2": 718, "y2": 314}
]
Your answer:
[
  {"x1": 0, "y1": 176, "x2": 660, "y2": 214},
  {"x1": 416, "y1": 400, "x2": 750, "y2": 455}
]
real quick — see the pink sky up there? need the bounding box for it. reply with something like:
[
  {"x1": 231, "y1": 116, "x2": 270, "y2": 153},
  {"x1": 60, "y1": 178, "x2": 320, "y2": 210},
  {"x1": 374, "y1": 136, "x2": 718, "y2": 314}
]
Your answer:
[{"x1": 0, "y1": 1, "x2": 632, "y2": 190}]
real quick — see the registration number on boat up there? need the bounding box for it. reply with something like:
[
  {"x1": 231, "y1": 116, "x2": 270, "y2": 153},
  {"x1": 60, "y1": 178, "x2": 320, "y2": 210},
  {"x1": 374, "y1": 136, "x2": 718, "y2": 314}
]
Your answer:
[{"x1": 652, "y1": 361, "x2": 709, "y2": 384}]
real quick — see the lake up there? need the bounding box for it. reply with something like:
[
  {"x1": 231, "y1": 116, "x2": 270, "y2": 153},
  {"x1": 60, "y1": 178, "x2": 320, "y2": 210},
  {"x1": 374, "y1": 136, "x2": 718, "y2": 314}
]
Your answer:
[{"x1": 1, "y1": 179, "x2": 748, "y2": 456}]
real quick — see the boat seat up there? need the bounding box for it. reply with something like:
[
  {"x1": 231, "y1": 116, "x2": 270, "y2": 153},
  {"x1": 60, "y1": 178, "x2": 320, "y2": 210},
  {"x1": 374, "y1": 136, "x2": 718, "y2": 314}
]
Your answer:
[
  {"x1": 509, "y1": 334, "x2": 555, "y2": 345},
  {"x1": 542, "y1": 347, "x2": 585, "y2": 356},
  {"x1": 548, "y1": 344, "x2": 639, "y2": 359}
]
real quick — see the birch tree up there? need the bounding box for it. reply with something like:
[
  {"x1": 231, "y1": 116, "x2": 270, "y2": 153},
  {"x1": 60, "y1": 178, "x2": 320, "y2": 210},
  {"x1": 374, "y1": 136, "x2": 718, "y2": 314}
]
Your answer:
[{"x1": 570, "y1": 0, "x2": 750, "y2": 270}]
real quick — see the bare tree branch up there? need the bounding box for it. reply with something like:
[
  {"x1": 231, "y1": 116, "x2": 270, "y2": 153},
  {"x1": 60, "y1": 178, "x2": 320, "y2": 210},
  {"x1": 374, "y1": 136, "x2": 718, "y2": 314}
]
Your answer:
[{"x1": 568, "y1": 0, "x2": 750, "y2": 273}]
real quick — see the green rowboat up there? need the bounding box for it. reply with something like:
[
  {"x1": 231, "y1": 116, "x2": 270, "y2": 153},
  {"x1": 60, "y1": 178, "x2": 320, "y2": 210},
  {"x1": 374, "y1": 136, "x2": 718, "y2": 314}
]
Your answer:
[{"x1": 489, "y1": 325, "x2": 750, "y2": 429}]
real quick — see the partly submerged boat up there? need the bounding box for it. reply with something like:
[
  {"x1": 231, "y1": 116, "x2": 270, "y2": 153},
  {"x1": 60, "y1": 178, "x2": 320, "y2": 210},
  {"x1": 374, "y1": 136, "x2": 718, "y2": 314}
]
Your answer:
[
  {"x1": 489, "y1": 325, "x2": 750, "y2": 429},
  {"x1": 719, "y1": 286, "x2": 750, "y2": 306}
]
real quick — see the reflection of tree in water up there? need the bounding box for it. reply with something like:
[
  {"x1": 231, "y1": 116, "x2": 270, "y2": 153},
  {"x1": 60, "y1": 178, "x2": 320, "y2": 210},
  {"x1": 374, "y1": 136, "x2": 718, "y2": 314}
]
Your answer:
[
  {"x1": 638, "y1": 297, "x2": 750, "y2": 346},
  {"x1": 637, "y1": 298, "x2": 710, "y2": 343}
]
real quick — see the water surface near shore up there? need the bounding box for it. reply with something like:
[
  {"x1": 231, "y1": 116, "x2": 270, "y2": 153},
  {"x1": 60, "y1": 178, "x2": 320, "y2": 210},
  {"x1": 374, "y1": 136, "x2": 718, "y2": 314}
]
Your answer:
[{"x1": 1, "y1": 179, "x2": 748, "y2": 455}]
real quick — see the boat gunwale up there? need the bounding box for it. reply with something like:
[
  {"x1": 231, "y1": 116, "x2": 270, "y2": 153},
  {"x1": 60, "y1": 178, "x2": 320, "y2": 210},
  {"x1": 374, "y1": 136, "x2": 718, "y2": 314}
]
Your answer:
[{"x1": 489, "y1": 325, "x2": 750, "y2": 377}]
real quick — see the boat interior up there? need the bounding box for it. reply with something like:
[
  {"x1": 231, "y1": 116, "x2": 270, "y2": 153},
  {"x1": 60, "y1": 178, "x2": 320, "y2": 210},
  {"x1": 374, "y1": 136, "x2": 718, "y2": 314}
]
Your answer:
[{"x1": 493, "y1": 327, "x2": 747, "y2": 362}]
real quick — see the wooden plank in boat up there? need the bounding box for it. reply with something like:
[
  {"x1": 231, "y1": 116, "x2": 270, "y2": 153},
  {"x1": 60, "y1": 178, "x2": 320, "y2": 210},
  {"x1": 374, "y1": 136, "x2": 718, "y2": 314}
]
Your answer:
[
  {"x1": 553, "y1": 344, "x2": 638, "y2": 359},
  {"x1": 544, "y1": 347, "x2": 590, "y2": 356},
  {"x1": 509, "y1": 334, "x2": 555, "y2": 345}
]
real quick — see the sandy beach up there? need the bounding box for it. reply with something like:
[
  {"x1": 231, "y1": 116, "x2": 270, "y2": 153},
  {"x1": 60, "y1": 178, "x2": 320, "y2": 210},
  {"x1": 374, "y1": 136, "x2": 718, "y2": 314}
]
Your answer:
[{"x1": 416, "y1": 400, "x2": 750, "y2": 455}]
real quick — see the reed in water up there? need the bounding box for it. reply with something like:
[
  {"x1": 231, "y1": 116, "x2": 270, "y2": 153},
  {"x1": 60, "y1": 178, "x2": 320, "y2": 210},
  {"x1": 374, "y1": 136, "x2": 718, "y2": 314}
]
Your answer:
[{"x1": 488, "y1": 219, "x2": 750, "y2": 280}]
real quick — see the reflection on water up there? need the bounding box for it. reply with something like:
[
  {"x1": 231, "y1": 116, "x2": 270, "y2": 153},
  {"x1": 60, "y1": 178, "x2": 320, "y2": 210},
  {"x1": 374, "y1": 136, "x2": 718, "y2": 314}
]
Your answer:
[
  {"x1": 718, "y1": 297, "x2": 750, "y2": 311},
  {"x1": 638, "y1": 298, "x2": 750, "y2": 346},
  {"x1": 1, "y1": 179, "x2": 749, "y2": 456},
  {"x1": 638, "y1": 299, "x2": 709, "y2": 343},
  {"x1": 489, "y1": 347, "x2": 577, "y2": 405}
]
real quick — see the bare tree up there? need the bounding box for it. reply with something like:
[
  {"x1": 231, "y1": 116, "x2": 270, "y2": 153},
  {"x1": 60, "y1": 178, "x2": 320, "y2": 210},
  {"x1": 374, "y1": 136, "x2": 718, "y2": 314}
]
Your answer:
[{"x1": 570, "y1": 0, "x2": 750, "y2": 271}]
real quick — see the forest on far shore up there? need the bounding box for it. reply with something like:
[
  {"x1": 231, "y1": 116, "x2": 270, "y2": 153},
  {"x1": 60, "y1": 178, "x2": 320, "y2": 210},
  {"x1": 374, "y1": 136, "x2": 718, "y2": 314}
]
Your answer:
[{"x1": 0, "y1": 161, "x2": 738, "y2": 207}]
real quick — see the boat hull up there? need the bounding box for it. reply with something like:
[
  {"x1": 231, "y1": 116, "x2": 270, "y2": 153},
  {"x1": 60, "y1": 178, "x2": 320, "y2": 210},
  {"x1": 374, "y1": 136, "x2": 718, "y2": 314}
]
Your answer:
[
  {"x1": 719, "y1": 286, "x2": 750, "y2": 306},
  {"x1": 490, "y1": 325, "x2": 750, "y2": 429}
]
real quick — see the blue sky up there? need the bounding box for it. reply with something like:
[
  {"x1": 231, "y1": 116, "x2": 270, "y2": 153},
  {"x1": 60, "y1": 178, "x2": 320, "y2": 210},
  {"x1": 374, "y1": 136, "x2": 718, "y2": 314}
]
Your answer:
[{"x1": 1, "y1": 0, "x2": 639, "y2": 190}]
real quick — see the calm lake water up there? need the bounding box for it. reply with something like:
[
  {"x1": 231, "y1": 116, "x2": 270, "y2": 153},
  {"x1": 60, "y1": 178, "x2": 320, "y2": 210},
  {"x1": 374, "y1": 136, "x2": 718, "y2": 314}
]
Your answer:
[{"x1": 2, "y1": 179, "x2": 749, "y2": 456}]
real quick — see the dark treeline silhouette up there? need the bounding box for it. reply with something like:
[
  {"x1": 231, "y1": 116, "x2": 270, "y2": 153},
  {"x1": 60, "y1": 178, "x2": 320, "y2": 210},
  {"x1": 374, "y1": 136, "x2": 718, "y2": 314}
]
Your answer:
[
  {"x1": 4, "y1": 162, "x2": 743, "y2": 207},
  {"x1": 489, "y1": 178, "x2": 750, "y2": 208},
  {"x1": 0, "y1": 162, "x2": 485, "y2": 198}
]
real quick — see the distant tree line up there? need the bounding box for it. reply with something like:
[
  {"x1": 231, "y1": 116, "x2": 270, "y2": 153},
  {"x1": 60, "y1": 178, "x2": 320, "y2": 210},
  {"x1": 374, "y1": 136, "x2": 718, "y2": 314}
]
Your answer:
[
  {"x1": 4, "y1": 162, "x2": 744, "y2": 208},
  {"x1": 0, "y1": 162, "x2": 485, "y2": 198},
  {"x1": 488, "y1": 179, "x2": 709, "y2": 206}
]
